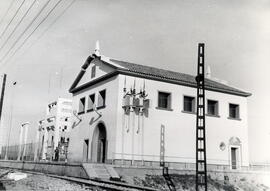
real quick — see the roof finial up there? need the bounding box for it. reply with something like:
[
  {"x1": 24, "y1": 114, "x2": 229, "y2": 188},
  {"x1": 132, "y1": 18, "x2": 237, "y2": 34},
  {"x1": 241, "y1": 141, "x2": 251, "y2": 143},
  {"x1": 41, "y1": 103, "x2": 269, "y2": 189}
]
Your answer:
[{"x1": 94, "y1": 40, "x2": 100, "y2": 57}]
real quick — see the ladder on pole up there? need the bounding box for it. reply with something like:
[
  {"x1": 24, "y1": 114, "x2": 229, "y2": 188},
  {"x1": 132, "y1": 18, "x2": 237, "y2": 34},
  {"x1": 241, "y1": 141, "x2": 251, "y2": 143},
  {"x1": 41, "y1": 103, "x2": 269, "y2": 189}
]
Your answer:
[
  {"x1": 195, "y1": 43, "x2": 208, "y2": 191},
  {"x1": 160, "y1": 124, "x2": 176, "y2": 191}
]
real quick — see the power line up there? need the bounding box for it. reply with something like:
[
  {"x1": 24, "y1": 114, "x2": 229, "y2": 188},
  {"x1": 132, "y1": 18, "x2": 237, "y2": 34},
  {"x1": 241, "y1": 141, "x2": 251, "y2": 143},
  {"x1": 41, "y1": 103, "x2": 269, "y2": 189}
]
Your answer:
[
  {"x1": 0, "y1": 0, "x2": 64, "y2": 68},
  {"x1": 26, "y1": 0, "x2": 76, "y2": 51},
  {"x1": 6, "y1": 0, "x2": 76, "y2": 65},
  {"x1": 0, "y1": 0, "x2": 17, "y2": 29},
  {"x1": 0, "y1": 0, "x2": 26, "y2": 40},
  {"x1": 0, "y1": 0, "x2": 38, "y2": 53},
  {"x1": 0, "y1": 0, "x2": 52, "y2": 65}
]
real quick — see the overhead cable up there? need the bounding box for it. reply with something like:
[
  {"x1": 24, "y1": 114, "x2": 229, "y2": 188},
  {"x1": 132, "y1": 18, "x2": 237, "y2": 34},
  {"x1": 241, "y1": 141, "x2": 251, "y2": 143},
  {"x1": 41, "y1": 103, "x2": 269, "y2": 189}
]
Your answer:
[
  {"x1": 0, "y1": 0, "x2": 26, "y2": 39},
  {"x1": 0, "y1": 0, "x2": 38, "y2": 52}
]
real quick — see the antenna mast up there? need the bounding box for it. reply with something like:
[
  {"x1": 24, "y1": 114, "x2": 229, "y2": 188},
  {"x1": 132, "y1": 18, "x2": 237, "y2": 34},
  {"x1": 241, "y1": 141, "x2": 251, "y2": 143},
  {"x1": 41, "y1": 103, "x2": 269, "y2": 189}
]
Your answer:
[{"x1": 195, "y1": 43, "x2": 207, "y2": 191}]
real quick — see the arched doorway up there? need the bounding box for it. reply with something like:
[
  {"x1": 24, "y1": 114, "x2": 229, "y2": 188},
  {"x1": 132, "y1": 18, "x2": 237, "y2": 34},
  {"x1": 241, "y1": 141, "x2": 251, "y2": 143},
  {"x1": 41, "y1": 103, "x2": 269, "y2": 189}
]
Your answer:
[{"x1": 91, "y1": 123, "x2": 107, "y2": 163}]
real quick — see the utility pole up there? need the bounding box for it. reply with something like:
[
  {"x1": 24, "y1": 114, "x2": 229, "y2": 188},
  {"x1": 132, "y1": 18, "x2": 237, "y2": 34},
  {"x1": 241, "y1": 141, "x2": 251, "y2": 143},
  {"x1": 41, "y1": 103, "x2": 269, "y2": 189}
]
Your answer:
[
  {"x1": 4, "y1": 81, "x2": 17, "y2": 160},
  {"x1": 0, "y1": 74, "x2": 7, "y2": 122},
  {"x1": 195, "y1": 43, "x2": 207, "y2": 191}
]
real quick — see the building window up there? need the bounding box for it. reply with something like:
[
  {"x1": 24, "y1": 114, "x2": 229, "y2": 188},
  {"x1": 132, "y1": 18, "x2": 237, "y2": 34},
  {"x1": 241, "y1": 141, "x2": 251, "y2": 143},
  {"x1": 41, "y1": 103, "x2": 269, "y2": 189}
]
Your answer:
[
  {"x1": 207, "y1": 100, "x2": 218, "y2": 116},
  {"x1": 88, "y1": 94, "x2": 95, "y2": 111},
  {"x1": 78, "y1": 97, "x2": 86, "y2": 114},
  {"x1": 229, "y1": 104, "x2": 240, "y2": 119},
  {"x1": 183, "y1": 96, "x2": 195, "y2": 113},
  {"x1": 157, "y1": 92, "x2": 171, "y2": 110},
  {"x1": 97, "y1": 90, "x2": 106, "y2": 108},
  {"x1": 91, "y1": 65, "x2": 96, "y2": 79}
]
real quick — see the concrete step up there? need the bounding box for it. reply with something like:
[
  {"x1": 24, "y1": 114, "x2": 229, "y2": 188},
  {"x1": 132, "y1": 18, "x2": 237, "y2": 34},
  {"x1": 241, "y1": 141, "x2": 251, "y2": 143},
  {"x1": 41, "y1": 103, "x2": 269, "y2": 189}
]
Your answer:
[{"x1": 82, "y1": 163, "x2": 120, "y2": 181}]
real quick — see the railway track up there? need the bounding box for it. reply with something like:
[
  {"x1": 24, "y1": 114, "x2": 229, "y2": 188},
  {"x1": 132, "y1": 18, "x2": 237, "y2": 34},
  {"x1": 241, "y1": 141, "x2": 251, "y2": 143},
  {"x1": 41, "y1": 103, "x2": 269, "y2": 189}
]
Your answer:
[
  {"x1": 48, "y1": 174, "x2": 159, "y2": 191},
  {"x1": 22, "y1": 170, "x2": 159, "y2": 191}
]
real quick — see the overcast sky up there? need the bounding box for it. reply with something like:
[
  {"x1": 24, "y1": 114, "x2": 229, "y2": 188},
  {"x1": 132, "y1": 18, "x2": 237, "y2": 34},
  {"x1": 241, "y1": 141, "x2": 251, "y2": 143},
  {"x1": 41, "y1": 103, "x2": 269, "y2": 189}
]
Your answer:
[{"x1": 0, "y1": 0, "x2": 269, "y2": 163}]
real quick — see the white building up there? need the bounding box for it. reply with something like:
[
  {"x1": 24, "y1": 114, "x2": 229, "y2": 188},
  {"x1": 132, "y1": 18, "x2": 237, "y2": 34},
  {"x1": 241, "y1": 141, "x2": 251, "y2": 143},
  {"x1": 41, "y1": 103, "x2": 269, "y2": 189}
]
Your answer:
[
  {"x1": 39, "y1": 98, "x2": 72, "y2": 161},
  {"x1": 68, "y1": 47, "x2": 251, "y2": 170}
]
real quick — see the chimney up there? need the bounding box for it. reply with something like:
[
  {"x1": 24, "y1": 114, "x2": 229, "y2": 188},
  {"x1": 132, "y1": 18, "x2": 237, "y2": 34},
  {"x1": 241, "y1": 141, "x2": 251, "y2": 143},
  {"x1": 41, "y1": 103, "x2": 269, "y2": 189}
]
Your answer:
[
  {"x1": 206, "y1": 65, "x2": 211, "y2": 78},
  {"x1": 94, "y1": 40, "x2": 100, "y2": 57}
]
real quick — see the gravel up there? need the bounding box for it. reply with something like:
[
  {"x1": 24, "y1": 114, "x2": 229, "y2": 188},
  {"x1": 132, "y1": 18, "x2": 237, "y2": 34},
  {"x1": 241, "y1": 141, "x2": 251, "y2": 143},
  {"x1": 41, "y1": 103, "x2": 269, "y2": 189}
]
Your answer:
[{"x1": 0, "y1": 168, "x2": 96, "y2": 191}]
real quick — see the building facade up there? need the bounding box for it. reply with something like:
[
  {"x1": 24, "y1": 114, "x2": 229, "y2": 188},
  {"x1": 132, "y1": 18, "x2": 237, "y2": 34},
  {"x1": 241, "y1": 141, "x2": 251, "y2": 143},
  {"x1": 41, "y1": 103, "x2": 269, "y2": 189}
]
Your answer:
[
  {"x1": 68, "y1": 50, "x2": 251, "y2": 169},
  {"x1": 39, "y1": 98, "x2": 72, "y2": 161}
]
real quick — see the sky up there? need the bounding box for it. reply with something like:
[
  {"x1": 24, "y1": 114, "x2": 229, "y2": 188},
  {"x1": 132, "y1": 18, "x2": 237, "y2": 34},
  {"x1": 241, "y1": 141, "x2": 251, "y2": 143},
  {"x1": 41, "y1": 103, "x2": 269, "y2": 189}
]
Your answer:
[{"x1": 0, "y1": 0, "x2": 269, "y2": 163}]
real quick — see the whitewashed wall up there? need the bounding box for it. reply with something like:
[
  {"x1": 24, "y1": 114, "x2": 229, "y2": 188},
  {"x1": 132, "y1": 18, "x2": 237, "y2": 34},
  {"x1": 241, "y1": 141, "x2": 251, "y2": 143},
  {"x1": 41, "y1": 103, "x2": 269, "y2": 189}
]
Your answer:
[
  {"x1": 115, "y1": 74, "x2": 249, "y2": 167},
  {"x1": 68, "y1": 75, "x2": 119, "y2": 162}
]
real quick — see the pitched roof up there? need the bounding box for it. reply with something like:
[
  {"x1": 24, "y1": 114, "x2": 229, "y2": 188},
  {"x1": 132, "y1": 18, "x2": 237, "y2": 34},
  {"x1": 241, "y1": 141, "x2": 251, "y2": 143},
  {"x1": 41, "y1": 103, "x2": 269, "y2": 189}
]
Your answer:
[
  {"x1": 70, "y1": 55, "x2": 251, "y2": 97},
  {"x1": 108, "y1": 58, "x2": 251, "y2": 97}
]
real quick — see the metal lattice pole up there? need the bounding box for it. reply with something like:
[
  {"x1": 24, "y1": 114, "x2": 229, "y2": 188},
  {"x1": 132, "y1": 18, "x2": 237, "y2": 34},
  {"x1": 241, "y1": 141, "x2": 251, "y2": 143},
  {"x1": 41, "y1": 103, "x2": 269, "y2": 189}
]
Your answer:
[{"x1": 195, "y1": 43, "x2": 207, "y2": 191}]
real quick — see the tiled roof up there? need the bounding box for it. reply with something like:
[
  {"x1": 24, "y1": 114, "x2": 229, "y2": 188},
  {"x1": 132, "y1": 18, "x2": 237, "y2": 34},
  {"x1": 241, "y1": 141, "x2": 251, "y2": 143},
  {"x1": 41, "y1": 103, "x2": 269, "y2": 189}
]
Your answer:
[{"x1": 109, "y1": 59, "x2": 251, "y2": 97}]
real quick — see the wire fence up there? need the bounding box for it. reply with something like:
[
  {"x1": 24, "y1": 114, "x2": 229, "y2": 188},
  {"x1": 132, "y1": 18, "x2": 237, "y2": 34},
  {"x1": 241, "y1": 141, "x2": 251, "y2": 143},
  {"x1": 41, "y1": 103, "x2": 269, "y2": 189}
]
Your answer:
[
  {"x1": 0, "y1": 142, "x2": 42, "y2": 161},
  {"x1": 1, "y1": 145, "x2": 270, "y2": 172},
  {"x1": 112, "y1": 152, "x2": 270, "y2": 172}
]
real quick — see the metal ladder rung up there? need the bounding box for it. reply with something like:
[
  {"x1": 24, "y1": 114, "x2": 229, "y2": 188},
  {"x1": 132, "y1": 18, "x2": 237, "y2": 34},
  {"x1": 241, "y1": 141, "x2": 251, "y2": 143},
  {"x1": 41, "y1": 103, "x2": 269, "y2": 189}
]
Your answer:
[
  {"x1": 197, "y1": 183, "x2": 206, "y2": 186},
  {"x1": 196, "y1": 43, "x2": 207, "y2": 190},
  {"x1": 197, "y1": 160, "x2": 205, "y2": 163}
]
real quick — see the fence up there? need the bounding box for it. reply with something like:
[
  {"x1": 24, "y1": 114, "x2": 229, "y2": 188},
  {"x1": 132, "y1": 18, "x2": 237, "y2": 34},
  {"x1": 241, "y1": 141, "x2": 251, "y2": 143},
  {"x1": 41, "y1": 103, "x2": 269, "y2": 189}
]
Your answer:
[
  {"x1": 0, "y1": 142, "x2": 42, "y2": 161},
  {"x1": 1, "y1": 146, "x2": 270, "y2": 172},
  {"x1": 112, "y1": 152, "x2": 270, "y2": 172}
]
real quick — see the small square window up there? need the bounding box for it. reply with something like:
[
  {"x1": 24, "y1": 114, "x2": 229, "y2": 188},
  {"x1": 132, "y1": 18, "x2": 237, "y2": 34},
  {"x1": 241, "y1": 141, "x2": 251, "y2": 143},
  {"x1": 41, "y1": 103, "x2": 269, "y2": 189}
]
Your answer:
[
  {"x1": 229, "y1": 104, "x2": 240, "y2": 119},
  {"x1": 207, "y1": 100, "x2": 218, "y2": 116},
  {"x1": 78, "y1": 97, "x2": 85, "y2": 114},
  {"x1": 91, "y1": 65, "x2": 96, "y2": 78},
  {"x1": 97, "y1": 90, "x2": 106, "y2": 108},
  {"x1": 183, "y1": 96, "x2": 195, "y2": 112},
  {"x1": 158, "y1": 92, "x2": 171, "y2": 109},
  {"x1": 88, "y1": 94, "x2": 95, "y2": 111}
]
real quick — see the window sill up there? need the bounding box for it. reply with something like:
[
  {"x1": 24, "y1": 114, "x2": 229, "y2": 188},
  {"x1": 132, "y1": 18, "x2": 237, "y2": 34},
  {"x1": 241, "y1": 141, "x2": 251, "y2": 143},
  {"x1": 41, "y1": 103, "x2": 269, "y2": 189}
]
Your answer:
[
  {"x1": 206, "y1": 114, "x2": 220, "y2": 118},
  {"x1": 156, "y1": 107, "x2": 173, "y2": 111},
  {"x1": 97, "y1": 105, "x2": 106, "y2": 110},
  {"x1": 181, "y1": 110, "x2": 196, "y2": 115},
  {"x1": 87, "y1": 109, "x2": 94, "y2": 113},
  {"x1": 78, "y1": 111, "x2": 85, "y2": 115},
  {"x1": 227, "y1": 117, "x2": 241, "y2": 121}
]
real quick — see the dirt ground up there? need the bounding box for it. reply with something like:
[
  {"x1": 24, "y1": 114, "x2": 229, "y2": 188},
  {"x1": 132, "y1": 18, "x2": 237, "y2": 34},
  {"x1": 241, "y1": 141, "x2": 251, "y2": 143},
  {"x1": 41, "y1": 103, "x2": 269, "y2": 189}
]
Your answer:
[
  {"x1": 0, "y1": 168, "x2": 96, "y2": 191},
  {"x1": 133, "y1": 174, "x2": 270, "y2": 191}
]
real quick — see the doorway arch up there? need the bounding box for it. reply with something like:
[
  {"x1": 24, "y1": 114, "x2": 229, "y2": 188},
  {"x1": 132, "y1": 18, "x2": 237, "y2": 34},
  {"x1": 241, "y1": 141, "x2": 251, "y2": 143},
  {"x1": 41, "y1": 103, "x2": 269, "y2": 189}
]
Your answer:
[{"x1": 91, "y1": 122, "x2": 107, "y2": 163}]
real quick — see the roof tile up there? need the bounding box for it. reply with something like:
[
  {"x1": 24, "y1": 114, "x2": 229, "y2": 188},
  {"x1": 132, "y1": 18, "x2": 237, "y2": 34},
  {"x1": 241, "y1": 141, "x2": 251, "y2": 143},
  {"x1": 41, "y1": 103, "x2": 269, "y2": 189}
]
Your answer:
[{"x1": 109, "y1": 59, "x2": 251, "y2": 97}]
